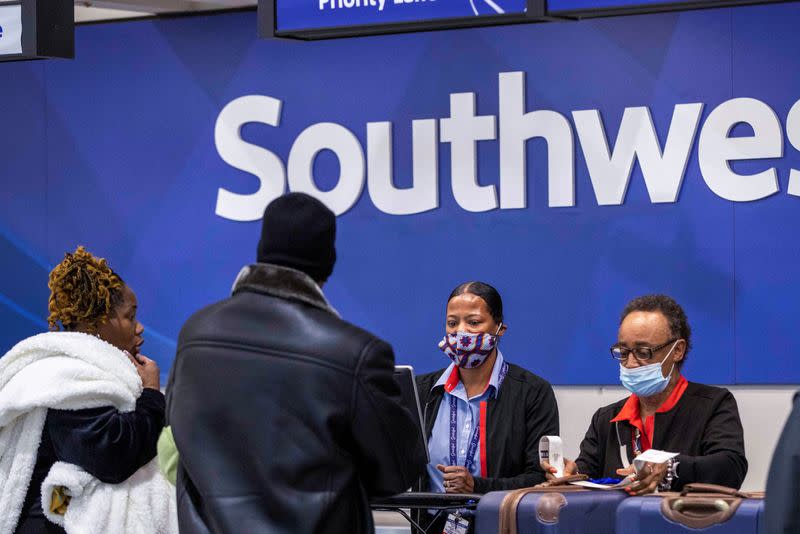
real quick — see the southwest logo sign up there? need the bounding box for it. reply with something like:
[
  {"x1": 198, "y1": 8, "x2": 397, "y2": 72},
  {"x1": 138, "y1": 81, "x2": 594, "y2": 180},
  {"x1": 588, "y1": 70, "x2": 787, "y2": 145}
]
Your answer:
[{"x1": 214, "y1": 71, "x2": 800, "y2": 220}]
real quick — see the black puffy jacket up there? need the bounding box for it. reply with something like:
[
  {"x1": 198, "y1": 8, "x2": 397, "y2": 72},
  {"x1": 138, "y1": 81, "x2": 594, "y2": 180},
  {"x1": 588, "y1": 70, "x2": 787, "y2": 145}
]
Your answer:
[{"x1": 166, "y1": 263, "x2": 427, "y2": 534}]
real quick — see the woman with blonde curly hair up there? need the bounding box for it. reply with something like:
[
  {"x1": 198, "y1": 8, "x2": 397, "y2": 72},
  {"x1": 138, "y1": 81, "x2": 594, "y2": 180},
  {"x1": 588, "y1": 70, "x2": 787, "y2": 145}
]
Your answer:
[{"x1": 0, "y1": 247, "x2": 173, "y2": 534}]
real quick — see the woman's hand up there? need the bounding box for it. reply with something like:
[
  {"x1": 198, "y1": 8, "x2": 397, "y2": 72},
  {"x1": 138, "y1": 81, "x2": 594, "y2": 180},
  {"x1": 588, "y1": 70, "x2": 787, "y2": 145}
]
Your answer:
[
  {"x1": 126, "y1": 351, "x2": 161, "y2": 390},
  {"x1": 615, "y1": 465, "x2": 636, "y2": 478},
  {"x1": 540, "y1": 457, "x2": 578, "y2": 481},
  {"x1": 619, "y1": 462, "x2": 667, "y2": 496},
  {"x1": 436, "y1": 464, "x2": 475, "y2": 493}
]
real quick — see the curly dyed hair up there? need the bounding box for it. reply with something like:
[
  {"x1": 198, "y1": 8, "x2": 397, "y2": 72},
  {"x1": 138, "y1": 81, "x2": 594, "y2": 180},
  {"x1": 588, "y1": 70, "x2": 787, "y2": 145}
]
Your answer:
[{"x1": 47, "y1": 246, "x2": 125, "y2": 331}]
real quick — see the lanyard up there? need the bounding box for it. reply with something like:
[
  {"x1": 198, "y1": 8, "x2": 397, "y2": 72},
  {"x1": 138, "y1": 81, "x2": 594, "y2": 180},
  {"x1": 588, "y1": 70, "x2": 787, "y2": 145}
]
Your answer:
[
  {"x1": 448, "y1": 394, "x2": 481, "y2": 471},
  {"x1": 447, "y1": 362, "x2": 508, "y2": 471},
  {"x1": 632, "y1": 428, "x2": 642, "y2": 457}
]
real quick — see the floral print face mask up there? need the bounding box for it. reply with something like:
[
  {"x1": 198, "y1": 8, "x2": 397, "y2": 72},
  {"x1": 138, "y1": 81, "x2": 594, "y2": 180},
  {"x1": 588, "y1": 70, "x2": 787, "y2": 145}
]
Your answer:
[{"x1": 438, "y1": 325, "x2": 502, "y2": 368}]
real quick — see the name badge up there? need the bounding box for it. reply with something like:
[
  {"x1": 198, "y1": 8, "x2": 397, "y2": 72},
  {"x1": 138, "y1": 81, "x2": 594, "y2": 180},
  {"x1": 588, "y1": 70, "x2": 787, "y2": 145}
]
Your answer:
[{"x1": 443, "y1": 512, "x2": 470, "y2": 534}]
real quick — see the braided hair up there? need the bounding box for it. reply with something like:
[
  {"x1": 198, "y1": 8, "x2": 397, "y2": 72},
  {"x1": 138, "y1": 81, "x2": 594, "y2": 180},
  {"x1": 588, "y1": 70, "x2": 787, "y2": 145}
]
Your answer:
[{"x1": 47, "y1": 246, "x2": 125, "y2": 332}]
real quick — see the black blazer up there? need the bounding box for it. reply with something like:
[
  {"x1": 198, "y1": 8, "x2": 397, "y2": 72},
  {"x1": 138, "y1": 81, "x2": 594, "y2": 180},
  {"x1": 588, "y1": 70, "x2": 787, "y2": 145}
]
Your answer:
[
  {"x1": 415, "y1": 362, "x2": 559, "y2": 493},
  {"x1": 167, "y1": 264, "x2": 427, "y2": 534},
  {"x1": 764, "y1": 391, "x2": 800, "y2": 533},
  {"x1": 575, "y1": 381, "x2": 748, "y2": 490}
]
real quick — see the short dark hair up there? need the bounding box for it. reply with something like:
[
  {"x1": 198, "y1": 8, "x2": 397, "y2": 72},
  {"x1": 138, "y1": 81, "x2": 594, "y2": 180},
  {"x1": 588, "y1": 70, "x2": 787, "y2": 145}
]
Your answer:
[
  {"x1": 448, "y1": 281, "x2": 503, "y2": 324},
  {"x1": 621, "y1": 294, "x2": 692, "y2": 364}
]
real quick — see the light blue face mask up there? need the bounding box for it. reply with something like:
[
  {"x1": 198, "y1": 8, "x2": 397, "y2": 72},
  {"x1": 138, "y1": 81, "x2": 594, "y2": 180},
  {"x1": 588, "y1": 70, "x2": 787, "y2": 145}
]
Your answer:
[{"x1": 619, "y1": 341, "x2": 678, "y2": 397}]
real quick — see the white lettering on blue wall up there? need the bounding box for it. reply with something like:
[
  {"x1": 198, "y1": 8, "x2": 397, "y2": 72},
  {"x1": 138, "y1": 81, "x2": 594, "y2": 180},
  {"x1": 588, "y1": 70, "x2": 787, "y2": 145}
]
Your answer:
[{"x1": 214, "y1": 70, "x2": 798, "y2": 219}]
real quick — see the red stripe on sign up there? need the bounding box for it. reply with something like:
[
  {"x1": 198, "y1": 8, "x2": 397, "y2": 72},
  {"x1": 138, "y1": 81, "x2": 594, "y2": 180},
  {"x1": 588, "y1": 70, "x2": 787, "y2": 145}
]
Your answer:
[{"x1": 479, "y1": 401, "x2": 488, "y2": 478}]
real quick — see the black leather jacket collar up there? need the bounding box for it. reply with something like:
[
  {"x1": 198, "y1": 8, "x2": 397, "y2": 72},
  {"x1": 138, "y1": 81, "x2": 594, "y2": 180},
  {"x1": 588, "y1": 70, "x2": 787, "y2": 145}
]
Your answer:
[{"x1": 231, "y1": 263, "x2": 339, "y2": 317}]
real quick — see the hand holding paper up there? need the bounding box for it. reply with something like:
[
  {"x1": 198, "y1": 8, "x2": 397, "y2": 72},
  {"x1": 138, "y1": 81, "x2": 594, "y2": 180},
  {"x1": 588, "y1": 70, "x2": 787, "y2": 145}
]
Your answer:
[
  {"x1": 620, "y1": 449, "x2": 678, "y2": 496},
  {"x1": 631, "y1": 448, "x2": 679, "y2": 472}
]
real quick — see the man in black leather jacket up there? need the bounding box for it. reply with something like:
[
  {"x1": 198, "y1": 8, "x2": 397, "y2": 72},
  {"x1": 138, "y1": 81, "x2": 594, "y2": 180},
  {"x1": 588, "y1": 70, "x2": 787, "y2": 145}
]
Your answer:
[{"x1": 166, "y1": 193, "x2": 427, "y2": 534}]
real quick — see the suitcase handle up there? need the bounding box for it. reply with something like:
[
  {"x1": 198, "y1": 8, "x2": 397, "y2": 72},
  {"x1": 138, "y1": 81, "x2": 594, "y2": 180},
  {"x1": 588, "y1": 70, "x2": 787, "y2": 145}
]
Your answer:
[
  {"x1": 680, "y1": 483, "x2": 747, "y2": 498},
  {"x1": 660, "y1": 496, "x2": 741, "y2": 528},
  {"x1": 498, "y1": 489, "x2": 570, "y2": 534},
  {"x1": 673, "y1": 498, "x2": 730, "y2": 513}
]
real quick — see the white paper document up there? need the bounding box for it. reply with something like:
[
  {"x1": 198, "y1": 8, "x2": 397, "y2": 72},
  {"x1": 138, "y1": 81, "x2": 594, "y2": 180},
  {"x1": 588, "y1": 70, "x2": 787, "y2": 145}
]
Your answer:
[
  {"x1": 633, "y1": 449, "x2": 679, "y2": 473},
  {"x1": 570, "y1": 477, "x2": 634, "y2": 490},
  {"x1": 0, "y1": 5, "x2": 23, "y2": 56},
  {"x1": 568, "y1": 449, "x2": 678, "y2": 490}
]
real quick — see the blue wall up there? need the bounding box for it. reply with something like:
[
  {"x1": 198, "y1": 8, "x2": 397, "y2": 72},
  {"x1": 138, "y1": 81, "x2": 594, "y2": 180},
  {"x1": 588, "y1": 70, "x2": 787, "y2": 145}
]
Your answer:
[{"x1": 1, "y1": 4, "x2": 799, "y2": 384}]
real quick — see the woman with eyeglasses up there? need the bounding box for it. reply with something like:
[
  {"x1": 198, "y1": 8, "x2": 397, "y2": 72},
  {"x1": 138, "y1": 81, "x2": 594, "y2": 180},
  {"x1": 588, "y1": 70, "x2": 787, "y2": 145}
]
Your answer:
[
  {"x1": 414, "y1": 281, "x2": 559, "y2": 533},
  {"x1": 542, "y1": 294, "x2": 747, "y2": 495}
]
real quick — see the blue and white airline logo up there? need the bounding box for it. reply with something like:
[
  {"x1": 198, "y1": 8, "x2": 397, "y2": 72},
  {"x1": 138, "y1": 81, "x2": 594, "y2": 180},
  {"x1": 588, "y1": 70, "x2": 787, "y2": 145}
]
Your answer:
[
  {"x1": 277, "y1": 0, "x2": 526, "y2": 31},
  {"x1": 0, "y1": 5, "x2": 23, "y2": 56},
  {"x1": 214, "y1": 71, "x2": 800, "y2": 220}
]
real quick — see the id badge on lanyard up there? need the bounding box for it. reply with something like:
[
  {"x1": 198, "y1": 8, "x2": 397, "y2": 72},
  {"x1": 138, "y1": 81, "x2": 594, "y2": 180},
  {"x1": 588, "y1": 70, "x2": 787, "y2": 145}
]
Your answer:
[{"x1": 443, "y1": 512, "x2": 470, "y2": 534}]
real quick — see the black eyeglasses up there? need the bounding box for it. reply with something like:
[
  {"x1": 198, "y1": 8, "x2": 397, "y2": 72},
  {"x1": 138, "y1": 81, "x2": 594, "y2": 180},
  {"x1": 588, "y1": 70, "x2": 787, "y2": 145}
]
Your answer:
[{"x1": 610, "y1": 339, "x2": 678, "y2": 363}]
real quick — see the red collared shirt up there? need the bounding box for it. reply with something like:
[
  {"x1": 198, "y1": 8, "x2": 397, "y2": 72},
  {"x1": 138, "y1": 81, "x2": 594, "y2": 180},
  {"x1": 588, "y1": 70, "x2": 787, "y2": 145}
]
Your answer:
[{"x1": 610, "y1": 375, "x2": 688, "y2": 452}]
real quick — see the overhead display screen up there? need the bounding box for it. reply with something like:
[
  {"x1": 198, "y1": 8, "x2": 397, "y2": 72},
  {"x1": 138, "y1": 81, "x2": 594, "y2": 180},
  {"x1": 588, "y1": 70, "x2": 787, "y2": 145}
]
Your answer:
[
  {"x1": 267, "y1": 0, "x2": 791, "y2": 38},
  {"x1": 0, "y1": 3, "x2": 23, "y2": 57},
  {"x1": 277, "y1": 0, "x2": 527, "y2": 31},
  {"x1": 551, "y1": 0, "x2": 689, "y2": 9},
  {"x1": 0, "y1": 0, "x2": 73, "y2": 62},
  {"x1": 268, "y1": 0, "x2": 542, "y2": 38},
  {"x1": 547, "y1": 0, "x2": 780, "y2": 16}
]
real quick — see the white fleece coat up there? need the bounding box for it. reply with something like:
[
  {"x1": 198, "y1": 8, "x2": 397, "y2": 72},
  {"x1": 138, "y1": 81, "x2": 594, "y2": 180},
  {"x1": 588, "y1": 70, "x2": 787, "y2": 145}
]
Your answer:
[{"x1": 0, "y1": 331, "x2": 176, "y2": 534}]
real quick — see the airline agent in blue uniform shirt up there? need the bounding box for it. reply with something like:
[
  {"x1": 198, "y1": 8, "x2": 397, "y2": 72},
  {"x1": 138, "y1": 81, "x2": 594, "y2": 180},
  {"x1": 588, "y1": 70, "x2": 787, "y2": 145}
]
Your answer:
[{"x1": 415, "y1": 281, "x2": 559, "y2": 533}]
